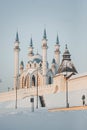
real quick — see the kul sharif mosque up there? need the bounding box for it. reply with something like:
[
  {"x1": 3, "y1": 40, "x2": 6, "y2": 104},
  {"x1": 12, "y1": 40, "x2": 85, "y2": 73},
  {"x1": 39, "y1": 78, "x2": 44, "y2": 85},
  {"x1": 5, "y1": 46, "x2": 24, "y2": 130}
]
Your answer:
[
  {"x1": 0, "y1": 28, "x2": 86, "y2": 108},
  {"x1": 14, "y1": 29, "x2": 77, "y2": 90}
]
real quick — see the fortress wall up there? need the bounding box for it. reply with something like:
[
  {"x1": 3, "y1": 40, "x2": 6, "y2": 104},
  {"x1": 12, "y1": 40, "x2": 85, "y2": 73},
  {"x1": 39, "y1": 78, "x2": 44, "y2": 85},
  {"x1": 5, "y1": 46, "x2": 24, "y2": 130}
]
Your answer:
[{"x1": 0, "y1": 84, "x2": 57, "y2": 102}]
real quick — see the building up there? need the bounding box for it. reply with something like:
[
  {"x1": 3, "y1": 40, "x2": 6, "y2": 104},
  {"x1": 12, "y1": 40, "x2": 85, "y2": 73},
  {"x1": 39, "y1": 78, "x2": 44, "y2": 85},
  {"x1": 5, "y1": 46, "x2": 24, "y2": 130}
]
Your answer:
[
  {"x1": 14, "y1": 29, "x2": 60, "y2": 89},
  {"x1": 0, "y1": 29, "x2": 87, "y2": 109}
]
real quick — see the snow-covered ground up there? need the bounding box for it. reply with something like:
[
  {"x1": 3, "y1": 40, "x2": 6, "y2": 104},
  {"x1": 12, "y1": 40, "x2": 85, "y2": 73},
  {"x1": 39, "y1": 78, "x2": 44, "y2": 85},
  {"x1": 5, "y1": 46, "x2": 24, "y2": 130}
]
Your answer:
[
  {"x1": 0, "y1": 96, "x2": 87, "y2": 130},
  {"x1": 0, "y1": 107, "x2": 87, "y2": 130}
]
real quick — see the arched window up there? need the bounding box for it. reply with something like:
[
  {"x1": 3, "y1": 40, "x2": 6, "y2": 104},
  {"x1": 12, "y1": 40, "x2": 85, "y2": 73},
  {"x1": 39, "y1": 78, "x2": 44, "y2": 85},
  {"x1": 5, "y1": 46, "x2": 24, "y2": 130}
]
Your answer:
[
  {"x1": 32, "y1": 75, "x2": 35, "y2": 86},
  {"x1": 30, "y1": 64, "x2": 31, "y2": 68},
  {"x1": 40, "y1": 63, "x2": 42, "y2": 67},
  {"x1": 48, "y1": 76, "x2": 52, "y2": 84}
]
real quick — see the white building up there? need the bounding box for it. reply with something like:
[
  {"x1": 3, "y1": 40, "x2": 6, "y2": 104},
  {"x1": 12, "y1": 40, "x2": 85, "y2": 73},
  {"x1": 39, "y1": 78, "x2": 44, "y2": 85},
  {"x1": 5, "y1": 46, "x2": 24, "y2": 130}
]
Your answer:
[
  {"x1": 0, "y1": 29, "x2": 87, "y2": 109},
  {"x1": 14, "y1": 29, "x2": 60, "y2": 89}
]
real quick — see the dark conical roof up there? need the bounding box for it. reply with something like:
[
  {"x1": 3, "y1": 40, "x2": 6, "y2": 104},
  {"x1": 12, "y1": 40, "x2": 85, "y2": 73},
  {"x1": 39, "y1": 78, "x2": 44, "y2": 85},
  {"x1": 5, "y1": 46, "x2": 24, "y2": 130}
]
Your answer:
[
  {"x1": 43, "y1": 28, "x2": 47, "y2": 39},
  {"x1": 15, "y1": 32, "x2": 19, "y2": 42},
  {"x1": 56, "y1": 34, "x2": 59, "y2": 44},
  {"x1": 30, "y1": 37, "x2": 33, "y2": 47},
  {"x1": 58, "y1": 44, "x2": 77, "y2": 74},
  {"x1": 63, "y1": 44, "x2": 71, "y2": 60}
]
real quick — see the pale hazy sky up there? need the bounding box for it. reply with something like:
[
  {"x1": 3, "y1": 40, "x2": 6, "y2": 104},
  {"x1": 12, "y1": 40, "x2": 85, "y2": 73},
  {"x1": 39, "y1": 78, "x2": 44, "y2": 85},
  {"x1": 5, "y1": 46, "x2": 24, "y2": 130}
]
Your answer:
[{"x1": 0, "y1": 0, "x2": 87, "y2": 91}]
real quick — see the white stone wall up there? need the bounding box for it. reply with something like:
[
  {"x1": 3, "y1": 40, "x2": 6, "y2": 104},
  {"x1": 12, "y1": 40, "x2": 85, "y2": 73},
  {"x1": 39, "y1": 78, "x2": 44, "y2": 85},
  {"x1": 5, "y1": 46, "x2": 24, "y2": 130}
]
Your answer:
[{"x1": 0, "y1": 85, "x2": 57, "y2": 103}]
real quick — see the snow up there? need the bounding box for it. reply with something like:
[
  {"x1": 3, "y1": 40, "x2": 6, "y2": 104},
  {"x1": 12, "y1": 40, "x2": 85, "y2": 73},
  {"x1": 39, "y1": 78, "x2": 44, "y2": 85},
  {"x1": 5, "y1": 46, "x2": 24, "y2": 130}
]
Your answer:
[
  {"x1": 0, "y1": 104, "x2": 87, "y2": 130},
  {"x1": 0, "y1": 96, "x2": 87, "y2": 130},
  {"x1": 70, "y1": 72, "x2": 87, "y2": 79}
]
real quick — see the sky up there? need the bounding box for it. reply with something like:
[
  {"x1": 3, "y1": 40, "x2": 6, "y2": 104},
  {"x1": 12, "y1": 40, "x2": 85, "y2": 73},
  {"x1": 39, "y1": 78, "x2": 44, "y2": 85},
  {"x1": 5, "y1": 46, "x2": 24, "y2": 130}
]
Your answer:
[{"x1": 0, "y1": 0, "x2": 87, "y2": 91}]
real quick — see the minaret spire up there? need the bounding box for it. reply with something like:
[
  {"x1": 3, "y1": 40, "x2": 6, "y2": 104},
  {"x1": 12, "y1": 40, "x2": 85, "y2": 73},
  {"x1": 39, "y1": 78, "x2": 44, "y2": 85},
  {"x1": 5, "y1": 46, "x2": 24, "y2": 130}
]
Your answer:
[
  {"x1": 63, "y1": 44, "x2": 71, "y2": 60},
  {"x1": 28, "y1": 37, "x2": 34, "y2": 57},
  {"x1": 65, "y1": 44, "x2": 68, "y2": 49},
  {"x1": 30, "y1": 37, "x2": 33, "y2": 47},
  {"x1": 42, "y1": 28, "x2": 48, "y2": 85},
  {"x1": 14, "y1": 32, "x2": 20, "y2": 89},
  {"x1": 56, "y1": 34, "x2": 59, "y2": 44},
  {"x1": 43, "y1": 28, "x2": 47, "y2": 40},
  {"x1": 54, "y1": 34, "x2": 60, "y2": 71},
  {"x1": 15, "y1": 31, "x2": 19, "y2": 42}
]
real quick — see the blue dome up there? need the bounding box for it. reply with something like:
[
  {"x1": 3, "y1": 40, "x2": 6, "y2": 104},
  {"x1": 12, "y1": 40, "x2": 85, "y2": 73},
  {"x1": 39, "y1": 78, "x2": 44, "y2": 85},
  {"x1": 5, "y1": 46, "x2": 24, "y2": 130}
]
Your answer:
[
  {"x1": 28, "y1": 58, "x2": 42, "y2": 64},
  {"x1": 33, "y1": 58, "x2": 42, "y2": 63}
]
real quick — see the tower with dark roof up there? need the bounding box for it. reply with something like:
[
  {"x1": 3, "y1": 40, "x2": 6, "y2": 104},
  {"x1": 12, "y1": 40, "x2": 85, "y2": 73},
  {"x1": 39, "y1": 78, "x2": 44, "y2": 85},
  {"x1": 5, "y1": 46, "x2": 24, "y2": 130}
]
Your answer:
[
  {"x1": 54, "y1": 34, "x2": 60, "y2": 70},
  {"x1": 58, "y1": 44, "x2": 77, "y2": 75},
  {"x1": 14, "y1": 32, "x2": 20, "y2": 89},
  {"x1": 42, "y1": 28, "x2": 48, "y2": 85}
]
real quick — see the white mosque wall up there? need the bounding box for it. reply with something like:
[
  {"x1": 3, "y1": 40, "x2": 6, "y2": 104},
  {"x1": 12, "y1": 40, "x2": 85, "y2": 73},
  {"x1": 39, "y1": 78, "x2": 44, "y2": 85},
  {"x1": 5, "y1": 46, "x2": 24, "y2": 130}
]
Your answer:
[{"x1": 44, "y1": 72, "x2": 87, "y2": 108}]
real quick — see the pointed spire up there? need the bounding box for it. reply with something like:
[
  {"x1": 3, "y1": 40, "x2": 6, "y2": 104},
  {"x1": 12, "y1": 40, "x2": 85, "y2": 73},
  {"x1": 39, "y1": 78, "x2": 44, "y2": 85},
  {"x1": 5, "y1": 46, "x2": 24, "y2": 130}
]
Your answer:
[
  {"x1": 36, "y1": 49, "x2": 38, "y2": 55},
  {"x1": 30, "y1": 37, "x2": 33, "y2": 47},
  {"x1": 63, "y1": 44, "x2": 71, "y2": 60},
  {"x1": 15, "y1": 31, "x2": 19, "y2": 42},
  {"x1": 65, "y1": 44, "x2": 68, "y2": 49},
  {"x1": 43, "y1": 28, "x2": 47, "y2": 39},
  {"x1": 56, "y1": 34, "x2": 59, "y2": 44}
]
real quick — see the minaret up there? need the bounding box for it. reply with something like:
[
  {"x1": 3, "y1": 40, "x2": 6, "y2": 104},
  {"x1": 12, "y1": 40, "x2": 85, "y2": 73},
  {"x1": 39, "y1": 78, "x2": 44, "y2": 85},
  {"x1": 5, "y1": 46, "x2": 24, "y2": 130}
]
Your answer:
[
  {"x1": 28, "y1": 37, "x2": 34, "y2": 58},
  {"x1": 14, "y1": 32, "x2": 20, "y2": 89},
  {"x1": 42, "y1": 29, "x2": 48, "y2": 85},
  {"x1": 54, "y1": 34, "x2": 60, "y2": 70}
]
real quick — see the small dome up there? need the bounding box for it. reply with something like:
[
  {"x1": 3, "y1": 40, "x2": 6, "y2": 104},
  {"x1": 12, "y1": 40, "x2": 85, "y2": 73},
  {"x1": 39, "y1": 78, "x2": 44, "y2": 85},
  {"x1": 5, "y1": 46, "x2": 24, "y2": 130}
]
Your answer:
[
  {"x1": 33, "y1": 58, "x2": 42, "y2": 63},
  {"x1": 28, "y1": 58, "x2": 42, "y2": 64}
]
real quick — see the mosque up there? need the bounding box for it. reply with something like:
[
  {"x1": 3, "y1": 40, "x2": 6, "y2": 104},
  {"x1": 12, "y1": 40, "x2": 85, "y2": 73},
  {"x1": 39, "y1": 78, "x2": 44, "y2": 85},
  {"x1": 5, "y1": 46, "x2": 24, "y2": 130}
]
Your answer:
[
  {"x1": 0, "y1": 29, "x2": 87, "y2": 109},
  {"x1": 14, "y1": 29, "x2": 77, "y2": 90}
]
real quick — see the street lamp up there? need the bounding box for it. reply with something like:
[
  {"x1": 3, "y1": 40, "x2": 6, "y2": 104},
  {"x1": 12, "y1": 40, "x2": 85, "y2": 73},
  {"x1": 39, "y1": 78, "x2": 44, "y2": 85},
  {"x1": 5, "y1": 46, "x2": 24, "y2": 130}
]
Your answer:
[
  {"x1": 36, "y1": 68, "x2": 38, "y2": 109},
  {"x1": 64, "y1": 63, "x2": 69, "y2": 108},
  {"x1": 65, "y1": 76, "x2": 69, "y2": 108}
]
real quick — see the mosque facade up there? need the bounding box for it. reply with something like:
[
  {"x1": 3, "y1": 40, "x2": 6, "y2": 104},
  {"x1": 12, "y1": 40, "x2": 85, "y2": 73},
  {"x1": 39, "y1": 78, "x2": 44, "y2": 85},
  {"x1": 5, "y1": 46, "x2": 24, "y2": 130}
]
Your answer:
[
  {"x1": 0, "y1": 29, "x2": 87, "y2": 108},
  {"x1": 14, "y1": 29, "x2": 78, "y2": 91}
]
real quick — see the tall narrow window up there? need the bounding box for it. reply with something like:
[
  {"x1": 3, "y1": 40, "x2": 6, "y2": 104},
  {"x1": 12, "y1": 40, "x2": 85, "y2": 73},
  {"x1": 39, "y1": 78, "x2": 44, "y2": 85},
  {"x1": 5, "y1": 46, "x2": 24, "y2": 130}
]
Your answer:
[
  {"x1": 49, "y1": 76, "x2": 51, "y2": 84},
  {"x1": 30, "y1": 64, "x2": 31, "y2": 68},
  {"x1": 40, "y1": 63, "x2": 42, "y2": 67},
  {"x1": 32, "y1": 75, "x2": 35, "y2": 86}
]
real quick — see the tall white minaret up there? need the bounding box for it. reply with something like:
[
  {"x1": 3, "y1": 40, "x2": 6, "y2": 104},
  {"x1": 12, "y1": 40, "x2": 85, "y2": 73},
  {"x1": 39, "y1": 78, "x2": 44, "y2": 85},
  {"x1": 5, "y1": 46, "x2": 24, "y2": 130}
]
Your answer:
[
  {"x1": 14, "y1": 32, "x2": 20, "y2": 89},
  {"x1": 42, "y1": 29, "x2": 48, "y2": 85},
  {"x1": 54, "y1": 34, "x2": 60, "y2": 70}
]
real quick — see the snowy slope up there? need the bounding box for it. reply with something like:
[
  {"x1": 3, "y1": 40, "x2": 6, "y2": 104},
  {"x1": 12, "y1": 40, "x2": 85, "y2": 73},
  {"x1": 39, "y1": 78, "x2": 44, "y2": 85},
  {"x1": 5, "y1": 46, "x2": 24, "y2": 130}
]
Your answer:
[
  {"x1": 0, "y1": 95, "x2": 87, "y2": 130},
  {"x1": 0, "y1": 108, "x2": 87, "y2": 130}
]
